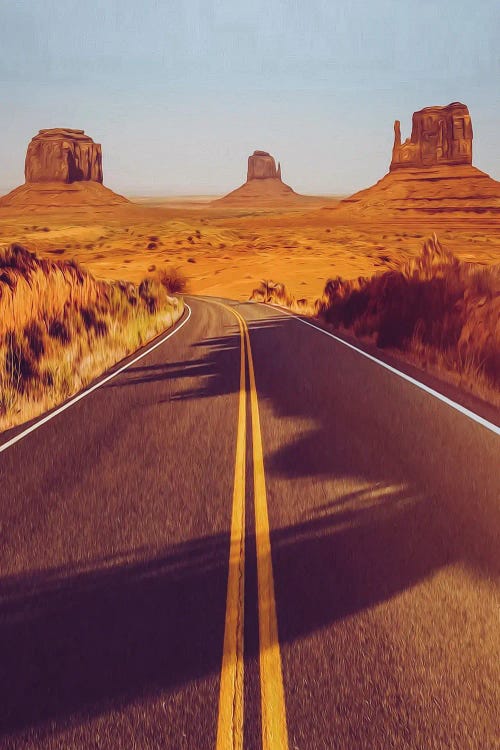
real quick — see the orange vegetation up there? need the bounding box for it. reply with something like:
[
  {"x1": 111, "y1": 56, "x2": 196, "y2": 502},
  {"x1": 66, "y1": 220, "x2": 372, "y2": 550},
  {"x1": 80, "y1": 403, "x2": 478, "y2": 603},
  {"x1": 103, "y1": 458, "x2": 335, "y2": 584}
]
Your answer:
[
  {"x1": 252, "y1": 236, "x2": 499, "y2": 405},
  {"x1": 0, "y1": 244, "x2": 184, "y2": 432}
]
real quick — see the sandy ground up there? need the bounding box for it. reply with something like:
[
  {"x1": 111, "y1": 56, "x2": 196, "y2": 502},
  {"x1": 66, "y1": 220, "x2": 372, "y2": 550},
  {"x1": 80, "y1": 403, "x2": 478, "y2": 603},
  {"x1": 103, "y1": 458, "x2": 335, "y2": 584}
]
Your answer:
[{"x1": 0, "y1": 196, "x2": 499, "y2": 302}]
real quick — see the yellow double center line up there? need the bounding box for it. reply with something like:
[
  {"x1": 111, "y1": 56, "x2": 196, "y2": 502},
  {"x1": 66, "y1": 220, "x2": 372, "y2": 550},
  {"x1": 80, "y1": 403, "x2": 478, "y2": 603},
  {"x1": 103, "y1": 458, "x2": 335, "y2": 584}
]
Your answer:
[
  {"x1": 215, "y1": 306, "x2": 247, "y2": 750},
  {"x1": 216, "y1": 304, "x2": 289, "y2": 750}
]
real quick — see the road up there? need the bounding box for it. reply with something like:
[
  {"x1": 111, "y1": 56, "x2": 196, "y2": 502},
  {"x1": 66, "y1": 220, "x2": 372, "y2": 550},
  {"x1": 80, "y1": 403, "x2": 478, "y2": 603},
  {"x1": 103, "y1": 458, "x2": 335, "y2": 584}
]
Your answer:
[{"x1": 0, "y1": 296, "x2": 498, "y2": 749}]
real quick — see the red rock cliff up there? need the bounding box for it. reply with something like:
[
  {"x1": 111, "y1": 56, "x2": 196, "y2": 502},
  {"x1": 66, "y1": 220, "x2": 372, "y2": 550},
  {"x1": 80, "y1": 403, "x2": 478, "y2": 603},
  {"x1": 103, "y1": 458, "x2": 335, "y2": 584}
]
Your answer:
[
  {"x1": 247, "y1": 150, "x2": 282, "y2": 181},
  {"x1": 390, "y1": 103, "x2": 472, "y2": 171},
  {"x1": 25, "y1": 128, "x2": 103, "y2": 184}
]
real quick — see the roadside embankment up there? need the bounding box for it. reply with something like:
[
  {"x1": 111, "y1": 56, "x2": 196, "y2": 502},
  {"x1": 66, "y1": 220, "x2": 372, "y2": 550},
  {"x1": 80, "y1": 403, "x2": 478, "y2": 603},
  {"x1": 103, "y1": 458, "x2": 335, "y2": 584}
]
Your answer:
[
  {"x1": 251, "y1": 236, "x2": 499, "y2": 407},
  {"x1": 0, "y1": 244, "x2": 185, "y2": 432}
]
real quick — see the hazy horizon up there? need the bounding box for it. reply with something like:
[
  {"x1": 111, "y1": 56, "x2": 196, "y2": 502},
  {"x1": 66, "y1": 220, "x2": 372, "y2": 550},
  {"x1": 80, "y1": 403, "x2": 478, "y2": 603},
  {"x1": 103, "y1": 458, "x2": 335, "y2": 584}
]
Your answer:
[{"x1": 1, "y1": 0, "x2": 498, "y2": 196}]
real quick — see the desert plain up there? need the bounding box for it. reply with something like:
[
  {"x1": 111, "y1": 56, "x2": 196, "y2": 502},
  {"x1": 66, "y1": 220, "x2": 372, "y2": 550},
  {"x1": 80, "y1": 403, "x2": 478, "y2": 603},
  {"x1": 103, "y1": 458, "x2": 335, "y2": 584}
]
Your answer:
[{"x1": 0, "y1": 196, "x2": 499, "y2": 304}]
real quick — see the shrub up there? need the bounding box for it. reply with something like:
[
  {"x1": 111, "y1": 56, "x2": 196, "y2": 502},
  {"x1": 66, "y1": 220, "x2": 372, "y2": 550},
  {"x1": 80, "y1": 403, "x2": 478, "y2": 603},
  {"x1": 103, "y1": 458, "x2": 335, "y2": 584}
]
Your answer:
[
  {"x1": 5, "y1": 331, "x2": 37, "y2": 388},
  {"x1": 250, "y1": 280, "x2": 293, "y2": 307},
  {"x1": 24, "y1": 321, "x2": 46, "y2": 360},
  {"x1": 315, "y1": 235, "x2": 499, "y2": 394},
  {"x1": 48, "y1": 318, "x2": 71, "y2": 344},
  {"x1": 0, "y1": 244, "x2": 184, "y2": 431},
  {"x1": 250, "y1": 236, "x2": 499, "y2": 402},
  {"x1": 156, "y1": 267, "x2": 187, "y2": 294}
]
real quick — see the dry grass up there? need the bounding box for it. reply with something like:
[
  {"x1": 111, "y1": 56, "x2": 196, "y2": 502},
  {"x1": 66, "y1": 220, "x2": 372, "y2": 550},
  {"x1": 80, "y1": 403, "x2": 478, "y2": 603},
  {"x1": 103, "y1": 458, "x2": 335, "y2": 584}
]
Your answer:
[
  {"x1": 0, "y1": 244, "x2": 184, "y2": 432},
  {"x1": 253, "y1": 236, "x2": 500, "y2": 405},
  {"x1": 250, "y1": 280, "x2": 315, "y2": 315}
]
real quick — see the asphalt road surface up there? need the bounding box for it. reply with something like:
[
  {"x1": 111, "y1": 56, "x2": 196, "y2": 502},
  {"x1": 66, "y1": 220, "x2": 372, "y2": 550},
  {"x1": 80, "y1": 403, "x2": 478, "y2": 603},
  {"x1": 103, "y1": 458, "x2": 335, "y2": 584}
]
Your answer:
[{"x1": 0, "y1": 296, "x2": 498, "y2": 750}]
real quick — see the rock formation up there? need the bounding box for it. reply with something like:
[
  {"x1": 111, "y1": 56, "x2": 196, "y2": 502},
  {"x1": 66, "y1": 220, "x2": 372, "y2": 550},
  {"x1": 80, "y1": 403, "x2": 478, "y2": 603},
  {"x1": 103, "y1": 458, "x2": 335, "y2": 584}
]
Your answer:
[
  {"x1": 391, "y1": 103, "x2": 472, "y2": 171},
  {"x1": 0, "y1": 128, "x2": 128, "y2": 208},
  {"x1": 333, "y1": 103, "x2": 500, "y2": 217},
  {"x1": 213, "y1": 149, "x2": 312, "y2": 207},
  {"x1": 247, "y1": 150, "x2": 281, "y2": 181},
  {"x1": 25, "y1": 129, "x2": 103, "y2": 184}
]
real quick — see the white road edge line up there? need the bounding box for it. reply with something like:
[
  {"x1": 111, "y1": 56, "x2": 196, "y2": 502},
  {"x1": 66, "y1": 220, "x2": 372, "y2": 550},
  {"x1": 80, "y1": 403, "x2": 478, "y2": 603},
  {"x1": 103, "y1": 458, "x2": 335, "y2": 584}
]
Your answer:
[
  {"x1": 0, "y1": 303, "x2": 192, "y2": 454},
  {"x1": 260, "y1": 302, "x2": 500, "y2": 437}
]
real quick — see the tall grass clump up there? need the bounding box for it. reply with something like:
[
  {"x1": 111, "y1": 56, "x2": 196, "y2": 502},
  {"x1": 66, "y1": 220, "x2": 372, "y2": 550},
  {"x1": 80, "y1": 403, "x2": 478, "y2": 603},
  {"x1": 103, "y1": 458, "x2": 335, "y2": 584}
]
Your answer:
[
  {"x1": 250, "y1": 279, "x2": 314, "y2": 315},
  {"x1": 0, "y1": 244, "x2": 184, "y2": 432},
  {"x1": 315, "y1": 235, "x2": 499, "y2": 402}
]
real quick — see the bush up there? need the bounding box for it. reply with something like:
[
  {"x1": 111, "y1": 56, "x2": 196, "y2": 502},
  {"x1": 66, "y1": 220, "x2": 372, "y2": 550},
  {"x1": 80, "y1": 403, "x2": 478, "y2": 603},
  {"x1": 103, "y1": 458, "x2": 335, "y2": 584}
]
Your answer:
[
  {"x1": 0, "y1": 244, "x2": 184, "y2": 431},
  {"x1": 316, "y1": 235, "x2": 499, "y2": 393},
  {"x1": 156, "y1": 267, "x2": 187, "y2": 294},
  {"x1": 250, "y1": 236, "x2": 499, "y2": 402}
]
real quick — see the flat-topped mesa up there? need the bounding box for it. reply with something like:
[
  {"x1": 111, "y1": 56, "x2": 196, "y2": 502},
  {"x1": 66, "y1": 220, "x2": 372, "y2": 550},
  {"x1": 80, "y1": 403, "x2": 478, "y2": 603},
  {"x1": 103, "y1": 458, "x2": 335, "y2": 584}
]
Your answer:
[
  {"x1": 25, "y1": 128, "x2": 103, "y2": 184},
  {"x1": 247, "y1": 150, "x2": 282, "y2": 181},
  {"x1": 390, "y1": 102, "x2": 472, "y2": 171}
]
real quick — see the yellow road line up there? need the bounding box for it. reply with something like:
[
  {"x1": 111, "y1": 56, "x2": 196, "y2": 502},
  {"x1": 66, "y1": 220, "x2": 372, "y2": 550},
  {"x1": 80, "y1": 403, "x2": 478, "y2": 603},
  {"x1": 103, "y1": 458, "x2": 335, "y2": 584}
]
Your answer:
[
  {"x1": 216, "y1": 306, "x2": 247, "y2": 750},
  {"x1": 215, "y1": 302, "x2": 289, "y2": 750},
  {"x1": 236, "y1": 307, "x2": 290, "y2": 750}
]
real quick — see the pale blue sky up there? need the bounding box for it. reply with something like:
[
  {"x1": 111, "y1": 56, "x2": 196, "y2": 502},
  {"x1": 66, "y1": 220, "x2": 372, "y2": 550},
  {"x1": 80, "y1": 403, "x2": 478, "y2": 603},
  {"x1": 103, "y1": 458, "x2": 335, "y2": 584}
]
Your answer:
[{"x1": 0, "y1": 0, "x2": 498, "y2": 195}]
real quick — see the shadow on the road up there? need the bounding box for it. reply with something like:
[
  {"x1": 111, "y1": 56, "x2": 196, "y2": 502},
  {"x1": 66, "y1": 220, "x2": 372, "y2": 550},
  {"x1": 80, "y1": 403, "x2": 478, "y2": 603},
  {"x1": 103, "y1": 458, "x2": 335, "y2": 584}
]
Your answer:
[
  {"x1": 112, "y1": 305, "x2": 499, "y2": 582},
  {"x1": 107, "y1": 304, "x2": 499, "y2": 585},
  {"x1": 1, "y1": 302, "x2": 497, "y2": 739},
  {"x1": 245, "y1": 311, "x2": 500, "y2": 582},
  {"x1": 108, "y1": 318, "x2": 281, "y2": 403},
  {"x1": 0, "y1": 481, "x2": 438, "y2": 738},
  {"x1": 108, "y1": 335, "x2": 245, "y2": 402}
]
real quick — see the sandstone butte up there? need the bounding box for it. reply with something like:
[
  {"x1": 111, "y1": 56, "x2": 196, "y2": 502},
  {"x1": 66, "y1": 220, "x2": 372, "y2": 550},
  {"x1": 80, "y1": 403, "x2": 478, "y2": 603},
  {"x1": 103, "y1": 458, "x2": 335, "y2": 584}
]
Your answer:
[
  {"x1": 333, "y1": 102, "x2": 500, "y2": 217},
  {"x1": 0, "y1": 128, "x2": 128, "y2": 208},
  {"x1": 213, "y1": 150, "x2": 312, "y2": 207}
]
